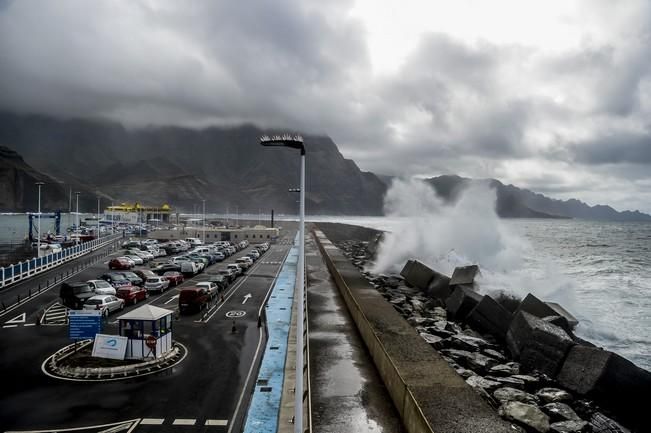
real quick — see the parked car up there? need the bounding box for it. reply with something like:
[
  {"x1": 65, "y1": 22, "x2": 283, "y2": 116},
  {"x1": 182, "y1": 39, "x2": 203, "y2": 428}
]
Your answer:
[
  {"x1": 206, "y1": 274, "x2": 228, "y2": 291},
  {"x1": 247, "y1": 250, "x2": 260, "y2": 259},
  {"x1": 152, "y1": 263, "x2": 182, "y2": 275},
  {"x1": 196, "y1": 281, "x2": 219, "y2": 299},
  {"x1": 145, "y1": 276, "x2": 170, "y2": 293},
  {"x1": 117, "y1": 256, "x2": 137, "y2": 267},
  {"x1": 86, "y1": 279, "x2": 117, "y2": 295},
  {"x1": 109, "y1": 257, "x2": 132, "y2": 270},
  {"x1": 83, "y1": 295, "x2": 125, "y2": 316},
  {"x1": 235, "y1": 257, "x2": 252, "y2": 270},
  {"x1": 185, "y1": 237, "x2": 203, "y2": 247},
  {"x1": 124, "y1": 255, "x2": 144, "y2": 265},
  {"x1": 127, "y1": 249, "x2": 154, "y2": 261},
  {"x1": 179, "y1": 261, "x2": 201, "y2": 275},
  {"x1": 133, "y1": 269, "x2": 157, "y2": 280},
  {"x1": 116, "y1": 271, "x2": 144, "y2": 286},
  {"x1": 116, "y1": 285, "x2": 148, "y2": 305},
  {"x1": 163, "y1": 271, "x2": 184, "y2": 286},
  {"x1": 227, "y1": 263, "x2": 244, "y2": 276},
  {"x1": 100, "y1": 272, "x2": 132, "y2": 288},
  {"x1": 218, "y1": 268, "x2": 237, "y2": 283},
  {"x1": 179, "y1": 287, "x2": 210, "y2": 313},
  {"x1": 60, "y1": 282, "x2": 95, "y2": 309}
]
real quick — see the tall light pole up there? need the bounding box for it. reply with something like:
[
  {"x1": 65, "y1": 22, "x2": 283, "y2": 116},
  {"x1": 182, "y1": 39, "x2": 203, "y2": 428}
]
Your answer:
[
  {"x1": 260, "y1": 133, "x2": 305, "y2": 433},
  {"x1": 36, "y1": 182, "x2": 44, "y2": 258},
  {"x1": 202, "y1": 199, "x2": 206, "y2": 243},
  {"x1": 75, "y1": 191, "x2": 80, "y2": 243},
  {"x1": 97, "y1": 194, "x2": 101, "y2": 239}
]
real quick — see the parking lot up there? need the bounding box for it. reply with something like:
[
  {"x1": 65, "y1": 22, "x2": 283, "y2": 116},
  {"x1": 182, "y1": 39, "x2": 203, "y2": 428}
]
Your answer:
[{"x1": 0, "y1": 224, "x2": 296, "y2": 432}]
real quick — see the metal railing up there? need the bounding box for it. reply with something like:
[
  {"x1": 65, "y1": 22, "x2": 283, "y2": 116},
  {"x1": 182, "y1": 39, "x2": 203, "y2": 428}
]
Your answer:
[{"x1": 0, "y1": 233, "x2": 122, "y2": 289}]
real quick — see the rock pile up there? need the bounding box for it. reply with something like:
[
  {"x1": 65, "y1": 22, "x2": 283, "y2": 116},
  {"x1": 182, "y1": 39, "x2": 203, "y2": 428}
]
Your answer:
[{"x1": 338, "y1": 240, "x2": 647, "y2": 433}]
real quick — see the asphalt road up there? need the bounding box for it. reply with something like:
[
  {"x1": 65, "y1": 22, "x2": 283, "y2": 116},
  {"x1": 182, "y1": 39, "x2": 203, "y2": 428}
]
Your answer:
[{"x1": 0, "y1": 227, "x2": 296, "y2": 433}]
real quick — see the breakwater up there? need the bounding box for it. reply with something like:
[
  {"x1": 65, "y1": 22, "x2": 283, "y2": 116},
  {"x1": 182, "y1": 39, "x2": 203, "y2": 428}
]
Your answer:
[{"x1": 316, "y1": 222, "x2": 650, "y2": 433}]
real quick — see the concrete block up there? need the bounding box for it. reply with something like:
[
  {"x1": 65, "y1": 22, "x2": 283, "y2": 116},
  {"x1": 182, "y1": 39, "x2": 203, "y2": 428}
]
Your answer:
[
  {"x1": 426, "y1": 271, "x2": 451, "y2": 300},
  {"x1": 545, "y1": 302, "x2": 579, "y2": 330},
  {"x1": 556, "y1": 345, "x2": 651, "y2": 431},
  {"x1": 450, "y1": 265, "x2": 480, "y2": 287},
  {"x1": 466, "y1": 295, "x2": 513, "y2": 340},
  {"x1": 400, "y1": 259, "x2": 436, "y2": 291},
  {"x1": 514, "y1": 293, "x2": 558, "y2": 319},
  {"x1": 445, "y1": 286, "x2": 483, "y2": 320},
  {"x1": 506, "y1": 311, "x2": 574, "y2": 377}
]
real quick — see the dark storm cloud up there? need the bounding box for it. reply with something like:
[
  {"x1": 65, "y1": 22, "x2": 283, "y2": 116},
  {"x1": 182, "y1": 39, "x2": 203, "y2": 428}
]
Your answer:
[{"x1": 572, "y1": 131, "x2": 651, "y2": 165}]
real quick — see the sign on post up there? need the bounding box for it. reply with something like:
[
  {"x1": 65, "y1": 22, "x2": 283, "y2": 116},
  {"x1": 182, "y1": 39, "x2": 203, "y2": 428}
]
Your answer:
[
  {"x1": 92, "y1": 334, "x2": 128, "y2": 360},
  {"x1": 68, "y1": 310, "x2": 102, "y2": 340}
]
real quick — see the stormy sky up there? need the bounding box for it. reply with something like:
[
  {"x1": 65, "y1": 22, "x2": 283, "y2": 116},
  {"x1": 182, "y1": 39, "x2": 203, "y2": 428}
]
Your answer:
[{"x1": 1, "y1": 0, "x2": 650, "y2": 213}]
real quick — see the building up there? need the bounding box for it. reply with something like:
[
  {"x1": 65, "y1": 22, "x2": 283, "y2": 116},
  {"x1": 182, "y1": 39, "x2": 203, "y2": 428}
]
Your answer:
[
  {"x1": 104, "y1": 203, "x2": 172, "y2": 224},
  {"x1": 150, "y1": 225, "x2": 279, "y2": 242}
]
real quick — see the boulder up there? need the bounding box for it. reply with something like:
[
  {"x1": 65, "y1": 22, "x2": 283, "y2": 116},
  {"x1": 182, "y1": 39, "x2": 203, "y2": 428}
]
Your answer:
[
  {"x1": 486, "y1": 375, "x2": 526, "y2": 389},
  {"x1": 466, "y1": 375, "x2": 503, "y2": 392},
  {"x1": 440, "y1": 349, "x2": 498, "y2": 374},
  {"x1": 448, "y1": 334, "x2": 490, "y2": 352},
  {"x1": 493, "y1": 387, "x2": 539, "y2": 405},
  {"x1": 419, "y1": 332, "x2": 444, "y2": 348},
  {"x1": 489, "y1": 363, "x2": 520, "y2": 377},
  {"x1": 556, "y1": 344, "x2": 651, "y2": 431},
  {"x1": 542, "y1": 403, "x2": 582, "y2": 422},
  {"x1": 498, "y1": 401, "x2": 550, "y2": 433},
  {"x1": 426, "y1": 270, "x2": 452, "y2": 300},
  {"x1": 506, "y1": 311, "x2": 575, "y2": 377},
  {"x1": 445, "y1": 285, "x2": 484, "y2": 320},
  {"x1": 483, "y1": 349, "x2": 507, "y2": 362},
  {"x1": 400, "y1": 259, "x2": 436, "y2": 291},
  {"x1": 450, "y1": 264, "x2": 480, "y2": 287},
  {"x1": 549, "y1": 420, "x2": 589, "y2": 433},
  {"x1": 543, "y1": 316, "x2": 572, "y2": 333},
  {"x1": 466, "y1": 295, "x2": 513, "y2": 340},
  {"x1": 536, "y1": 388, "x2": 573, "y2": 404}
]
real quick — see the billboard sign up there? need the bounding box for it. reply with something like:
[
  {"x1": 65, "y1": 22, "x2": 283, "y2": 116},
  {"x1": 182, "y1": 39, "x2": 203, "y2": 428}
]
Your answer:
[
  {"x1": 68, "y1": 310, "x2": 102, "y2": 340},
  {"x1": 92, "y1": 334, "x2": 128, "y2": 360}
]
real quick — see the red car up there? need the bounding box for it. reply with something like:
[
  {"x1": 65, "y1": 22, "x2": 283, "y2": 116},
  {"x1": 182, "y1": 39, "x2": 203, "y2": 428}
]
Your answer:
[
  {"x1": 109, "y1": 257, "x2": 132, "y2": 270},
  {"x1": 116, "y1": 285, "x2": 148, "y2": 305},
  {"x1": 163, "y1": 271, "x2": 184, "y2": 286}
]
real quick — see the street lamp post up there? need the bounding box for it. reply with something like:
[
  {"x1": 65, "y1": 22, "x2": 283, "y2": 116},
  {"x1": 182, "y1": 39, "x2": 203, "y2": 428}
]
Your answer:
[
  {"x1": 260, "y1": 133, "x2": 305, "y2": 433},
  {"x1": 202, "y1": 199, "x2": 206, "y2": 243},
  {"x1": 36, "y1": 182, "x2": 44, "y2": 258},
  {"x1": 97, "y1": 194, "x2": 101, "y2": 239},
  {"x1": 75, "y1": 191, "x2": 80, "y2": 244}
]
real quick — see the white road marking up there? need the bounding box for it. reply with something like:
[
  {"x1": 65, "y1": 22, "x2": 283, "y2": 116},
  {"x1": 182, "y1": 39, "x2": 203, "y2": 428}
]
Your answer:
[
  {"x1": 5, "y1": 418, "x2": 140, "y2": 432},
  {"x1": 242, "y1": 293, "x2": 251, "y2": 304},
  {"x1": 139, "y1": 418, "x2": 164, "y2": 425},
  {"x1": 5, "y1": 312, "x2": 26, "y2": 324},
  {"x1": 164, "y1": 294, "x2": 179, "y2": 305},
  {"x1": 172, "y1": 419, "x2": 196, "y2": 425},
  {"x1": 24, "y1": 323, "x2": 36, "y2": 327},
  {"x1": 2, "y1": 324, "x2": 18, "y2": 328},
  {"x1": 205, "y1": 419, "x2": 228, "y2": 426}
]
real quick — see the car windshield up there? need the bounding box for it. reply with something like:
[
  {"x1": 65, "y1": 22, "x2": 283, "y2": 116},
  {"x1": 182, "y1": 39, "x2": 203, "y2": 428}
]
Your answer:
[
  {"x1": 123, "y1": 273, "x2": 137, "y2": 278},
  {"x1": 111, "y1": 275, "x2": 127, "y2": 281},
  {"x1": 146, "y1": 278, "x2": 160, "y2": 283},
  {"x1": 73, "y1": 286, "x2": 92, "y2": 294},
  {"x1": 96, "y1": 281, "x2": 111, "y2": 288},
  {"x1": 85, "y1": 299, "x2": 103, "y2": 305},
  {"x1": 163, "y1": 272, "x2": 177, "y2": 276}
]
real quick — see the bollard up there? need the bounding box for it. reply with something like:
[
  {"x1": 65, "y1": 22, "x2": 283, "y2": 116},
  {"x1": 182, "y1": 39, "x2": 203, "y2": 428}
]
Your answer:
[
  {"x1": 38, "y1": 282, "x2": 41, "y2": 291},
  {"x1": 231, "y1": 320, "x2": 237, "y2": 334},
  {"x1": 1, "y1": 301, "x2": 5, "y2": 310},
  {"x1": 257, "y1": 315, "x2": 262, "y2": 328},
  {"x1": 28, "y1": 289, "x2": 31, "y2": 298},
  {"x1": 17, "y1": 294, "x2": 20, "y2": 304},
  {"x1": 46, "y1": 279, "x2": 49, "y2": 287}
]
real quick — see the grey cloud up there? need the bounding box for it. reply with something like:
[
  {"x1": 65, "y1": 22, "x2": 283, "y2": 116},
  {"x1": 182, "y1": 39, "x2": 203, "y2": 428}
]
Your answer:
[{"x1": 572, "y1": 131, "x2": 651, "y2": 165}]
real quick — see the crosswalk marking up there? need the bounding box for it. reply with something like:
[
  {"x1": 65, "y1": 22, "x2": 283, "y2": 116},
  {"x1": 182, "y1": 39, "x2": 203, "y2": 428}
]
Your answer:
[
  {"x1": 42, "y1": 302, "x2": 69, "y2": 325},
  {"x1": 139, "y1": 418, "x2": 165, "y2": 425}
]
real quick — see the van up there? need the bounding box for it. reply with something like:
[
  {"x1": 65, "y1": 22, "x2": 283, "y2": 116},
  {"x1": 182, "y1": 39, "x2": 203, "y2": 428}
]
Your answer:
[
  {"x1": 60, "y1": 282, "x2": 95, "y2": 309},
  {"x1": 179, "y1": 287, "x2": 210, "y2": 313},
  {"x1": 185, "y1": 238, "x2": 203, "y2": 247}
]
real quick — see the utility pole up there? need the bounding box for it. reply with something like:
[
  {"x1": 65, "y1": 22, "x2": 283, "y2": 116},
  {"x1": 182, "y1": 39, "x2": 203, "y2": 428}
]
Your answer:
[{"x1": 36, "y1": 182, "x2": 44, "y2": 258}]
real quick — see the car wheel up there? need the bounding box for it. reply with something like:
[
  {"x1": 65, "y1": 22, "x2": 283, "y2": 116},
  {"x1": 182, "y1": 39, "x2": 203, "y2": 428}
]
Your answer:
[
  {"x1": 103, "y1": 309, "x2": 109, "y2": 318},
  {"x1": 120, "y1": 303, "x2": 124, "y2": 310}
]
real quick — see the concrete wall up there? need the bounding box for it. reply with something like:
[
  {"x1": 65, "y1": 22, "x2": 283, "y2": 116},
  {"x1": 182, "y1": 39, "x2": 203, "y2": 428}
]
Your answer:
[{"x1": 313, "y1": 229, "x2": 513, "y2": 433}]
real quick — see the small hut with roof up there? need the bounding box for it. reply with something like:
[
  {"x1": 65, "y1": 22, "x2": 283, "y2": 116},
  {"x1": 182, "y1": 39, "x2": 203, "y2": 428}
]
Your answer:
[{"x1": 117, "y1": 304, "x2": 174, "y2": 360}]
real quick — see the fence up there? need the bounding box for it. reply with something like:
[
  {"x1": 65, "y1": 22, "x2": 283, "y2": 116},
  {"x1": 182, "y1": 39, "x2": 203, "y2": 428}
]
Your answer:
[{"x1": 0, "y1": 233, "x2": 122, "y2": 289}]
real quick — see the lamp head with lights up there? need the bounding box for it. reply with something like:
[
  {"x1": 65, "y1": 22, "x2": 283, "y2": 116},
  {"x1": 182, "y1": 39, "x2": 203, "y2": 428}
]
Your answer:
[{"x1": 260, "y1": 134, "x2": 305, "y2": 154}]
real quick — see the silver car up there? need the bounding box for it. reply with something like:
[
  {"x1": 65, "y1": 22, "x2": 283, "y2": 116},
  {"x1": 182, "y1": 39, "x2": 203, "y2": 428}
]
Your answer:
[
  {"x1": 83, "y1": 295, "x2": 125, "y2": 316},
  {"x1": 145, "y1": 276, "x2": 170, "y2": 293}
]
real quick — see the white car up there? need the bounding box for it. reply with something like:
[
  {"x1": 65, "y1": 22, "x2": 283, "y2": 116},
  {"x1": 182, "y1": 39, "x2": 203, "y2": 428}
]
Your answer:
[
  {"x1": 236, "y1": 257, "x2": 252, "y2": 269},
  {"x1": 124, "y1": 255, "x2": 144, "y2": 265},
  {"x1": 144, "y1": 276, "x2": 170, "y2": 293},
  {"x1": 128, "y1": 249, "x2": 154, "y2": 261},
  {"x1": 196, "y1": 281, "x2": 219, "y2": 299},
  {"x1": 117, "y1": 256, "x2": 136, "y2": 267},
  {"x1": 87, "y1": 279, "x2": 117, "y2": 295},
  {"x1": 227, "y1": 263, "x2": 244, "y2": 276},
  {"x1": 83, "y1": 295, "x2": 124, "y2": 316}
]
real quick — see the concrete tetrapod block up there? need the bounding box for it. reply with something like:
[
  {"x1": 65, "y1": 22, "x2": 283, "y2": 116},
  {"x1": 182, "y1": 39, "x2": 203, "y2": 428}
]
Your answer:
[
  {"x1": 545, "y1": 302, "x2": 579, "y2": 330},
  {"x1": 400, "y1": 259, "x2": 436, "y2": 291},
  {"x1": 556, "y1": 345, "x2": 651, "y2": 431},
  {"x1": 506, "y1": 311, "x2": 574, "y2": 377},
  {"x1": 426, "y1": 270, "x2": 451, "y2": 300},
  {"x1": 466, "y1": 295, "x2": 513, "y2": 340},
  {"x1": 449, "y1": 264, "x2": 480, "y2": 287},
  {"x1": 445, "y1": 285, "x2": 483, "y2": 320},
  {"x1": 514, "y1": 293, "x2": 559, "y2": 319}
]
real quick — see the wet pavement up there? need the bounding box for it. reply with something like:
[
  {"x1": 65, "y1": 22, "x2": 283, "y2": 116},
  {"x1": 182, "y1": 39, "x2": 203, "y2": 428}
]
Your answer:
[{"x1": 305, "y1": 233, "x2": 402, "y2": 433}]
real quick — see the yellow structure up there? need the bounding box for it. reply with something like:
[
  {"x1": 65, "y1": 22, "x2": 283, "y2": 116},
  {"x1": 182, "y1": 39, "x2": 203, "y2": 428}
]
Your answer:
[{"x1": 105, "y1": 203, "x2": 172, "y2": 224}]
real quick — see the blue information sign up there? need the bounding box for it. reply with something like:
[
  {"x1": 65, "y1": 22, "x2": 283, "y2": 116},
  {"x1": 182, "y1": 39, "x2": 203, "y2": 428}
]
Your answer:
[{"x1": 68, "y1": 310, "x2": 102, "y2": 340}]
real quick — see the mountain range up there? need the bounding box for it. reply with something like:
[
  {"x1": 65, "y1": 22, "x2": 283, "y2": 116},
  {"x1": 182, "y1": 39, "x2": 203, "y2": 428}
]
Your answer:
[{"x1": 0, "y1": 111, "x2": 649, "y2": 221}]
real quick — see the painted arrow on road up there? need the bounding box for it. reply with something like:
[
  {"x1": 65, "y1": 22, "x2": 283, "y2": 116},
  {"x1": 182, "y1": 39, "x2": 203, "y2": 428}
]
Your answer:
[{"x1": 242, "y1": 294, "x2": 252, "y2": 304}]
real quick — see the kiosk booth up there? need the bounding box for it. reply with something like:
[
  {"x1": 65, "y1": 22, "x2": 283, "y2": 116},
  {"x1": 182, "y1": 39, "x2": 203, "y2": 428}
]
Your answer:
[{"x1": 117, "y1": 305, "x2": 174, "y2": 360}]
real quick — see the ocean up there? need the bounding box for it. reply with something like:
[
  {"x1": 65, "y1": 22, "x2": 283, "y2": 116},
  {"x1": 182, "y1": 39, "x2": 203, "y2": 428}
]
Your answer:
[
  {"x1": 1, "y1": 213, "x2": 648, "y2": 370},
  {"x1": 309, "y1": 216, "x2": 651, "y2": 371}
]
